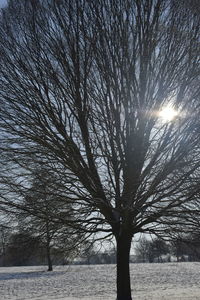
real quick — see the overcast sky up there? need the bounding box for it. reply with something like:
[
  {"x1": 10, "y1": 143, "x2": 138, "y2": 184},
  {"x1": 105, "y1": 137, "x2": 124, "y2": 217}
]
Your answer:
[{"x1": 0, "y1": 0, "x2": 7, "y2": 8}]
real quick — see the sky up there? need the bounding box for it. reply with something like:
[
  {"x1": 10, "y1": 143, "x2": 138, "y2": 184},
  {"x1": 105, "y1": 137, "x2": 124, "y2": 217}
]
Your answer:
[{"x1": 0, "y1": 0, "x2": 7, "y2": 8}]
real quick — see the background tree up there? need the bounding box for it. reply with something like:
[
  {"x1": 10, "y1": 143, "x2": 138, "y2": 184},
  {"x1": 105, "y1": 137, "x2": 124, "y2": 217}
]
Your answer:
[
  {"x1": 18, "y1": 166, "x2": 87, "y2": 270},
  {"x1": 0, "y1": 1, "x2": 200, "y2": 299},
  {"x1": 0, "y1": 223, "x2": 11, "y2": 266},
  {"x1": 135, "y1": 237, "x2": 151, "y2": 263},
  {"x1": 5, "y1": 231, "x2": 41, "y2": 266},
  {"x1": 135, "y1": 236, "x2": 169, "y2": 263},
  {"x1": 169, "y1": 233, "x2": 200, "y2": 262},
  {"x1": 148, "y1": 238, "x2": 169, "y2": 262}
]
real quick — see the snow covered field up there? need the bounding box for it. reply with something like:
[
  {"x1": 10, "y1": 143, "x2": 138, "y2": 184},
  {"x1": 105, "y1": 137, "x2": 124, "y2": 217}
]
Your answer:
[{"x1": 0, "y1": 262, "x2": 200, "y2": 300}]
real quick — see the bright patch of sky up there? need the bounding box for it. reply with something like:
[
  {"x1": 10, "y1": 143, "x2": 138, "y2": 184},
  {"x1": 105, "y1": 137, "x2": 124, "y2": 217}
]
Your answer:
[{"x1": 0, "y1": 0, "x2": 7, "y2": 8}]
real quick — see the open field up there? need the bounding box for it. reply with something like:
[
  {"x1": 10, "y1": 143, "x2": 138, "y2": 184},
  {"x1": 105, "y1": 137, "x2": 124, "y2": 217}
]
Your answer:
[{"x1": 0, "y1": 262, "x2": 200, "y2": 299}]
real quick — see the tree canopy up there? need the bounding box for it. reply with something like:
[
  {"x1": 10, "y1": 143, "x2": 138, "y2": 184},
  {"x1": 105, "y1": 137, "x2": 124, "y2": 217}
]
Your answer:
[{"x1": 0, "y1": 0, "x2": 199, "y2": 299}]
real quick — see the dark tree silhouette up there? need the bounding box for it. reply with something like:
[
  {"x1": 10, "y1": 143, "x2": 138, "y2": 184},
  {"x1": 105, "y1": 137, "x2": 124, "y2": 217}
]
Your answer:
[
  {"x1": 135, "y1": 237, "x2": 169, "y2": 263},
  {"x1": 19, "y1": 167, "x2": 77, "y2": 271},
  {"x1": 5, "y1": 232, "x2": 41, "y2": 266},
  {"x1": 0, "y1": 223, "x2": 11, "y2": 266},
  {"x1": 0, "y1": 0, "x2": 200, "y2": 299},
  {"x1": 135, "y1": 237, "x2": 152, "y2": 263}
]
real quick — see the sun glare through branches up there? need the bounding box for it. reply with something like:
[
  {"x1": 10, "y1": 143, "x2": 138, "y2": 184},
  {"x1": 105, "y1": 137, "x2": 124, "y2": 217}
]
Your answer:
[{"x1": 158, "y1": 105, "x2": 179, "y2": 123}]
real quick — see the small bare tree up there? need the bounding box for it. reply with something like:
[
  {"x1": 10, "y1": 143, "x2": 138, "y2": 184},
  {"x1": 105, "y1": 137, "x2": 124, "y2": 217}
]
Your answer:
[
  {"x1": 135, "y1": 237, "x2": 151, "y2": 263},
  {"x1": 0, "y1": 0, "x2": 200, "y2": 299}
]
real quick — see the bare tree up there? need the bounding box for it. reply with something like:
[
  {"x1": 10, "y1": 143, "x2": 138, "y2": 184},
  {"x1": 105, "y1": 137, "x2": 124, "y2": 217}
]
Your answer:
[
  {"x1": 0, "y1": 0, "x2": 200, "y2": 299},
  {"x1": 135, "y1": 237, "x2": 151, "y2": 263}
]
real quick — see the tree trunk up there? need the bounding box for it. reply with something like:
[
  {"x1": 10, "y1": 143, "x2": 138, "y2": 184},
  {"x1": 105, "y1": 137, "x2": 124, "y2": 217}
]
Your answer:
[
  {"x1": 47, "y1": 243, "x2": 53, "y2": 271},
  {"x1": 46, "y1": 221, "x2": 53, "y2": 271},
  {"x1": 116, "y1": 233, "x2": 133, "y2": 300}
]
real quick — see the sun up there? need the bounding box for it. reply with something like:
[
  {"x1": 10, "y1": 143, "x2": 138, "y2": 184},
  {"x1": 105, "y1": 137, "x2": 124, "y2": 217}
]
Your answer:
[{"x1": 158, "y1": 106, "x2": 178, "y2": 122}]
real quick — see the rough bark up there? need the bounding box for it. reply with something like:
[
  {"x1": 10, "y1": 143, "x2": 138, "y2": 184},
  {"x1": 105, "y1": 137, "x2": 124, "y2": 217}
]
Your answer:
[{"x1": 116, "y1": 232, "x2": 133, "y2": 300}]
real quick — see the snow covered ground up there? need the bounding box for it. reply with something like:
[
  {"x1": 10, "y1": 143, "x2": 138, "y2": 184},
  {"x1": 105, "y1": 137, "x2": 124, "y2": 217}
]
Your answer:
[{"x1": 0, "y1": 262, "x2": 200, "y2": 299}]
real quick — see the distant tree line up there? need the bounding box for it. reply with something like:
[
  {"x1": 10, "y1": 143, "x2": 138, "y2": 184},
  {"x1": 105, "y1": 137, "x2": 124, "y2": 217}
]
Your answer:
[
  {"x1": 0, "y1": 228, "x2": 78, "y2": 267},
  {"x1": 0, "y1": 223, "x2": 116, "y2": 267},
  {"x1": 2, "y1": 228, "x2": 200, "y2": 267},
  {"x1": 77, "y1": 246, "x2": 117, "y2": 265},
  {"x1": 134, "y1": 236, "x2": 200, "y2": 263}
]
